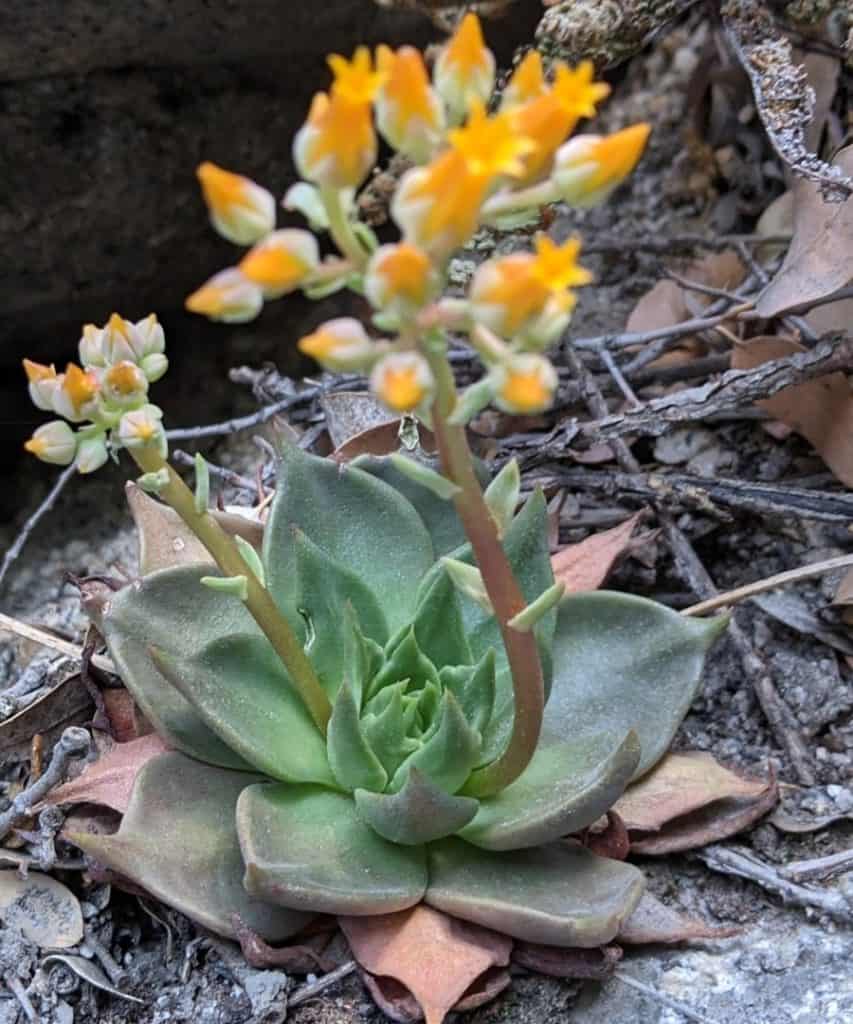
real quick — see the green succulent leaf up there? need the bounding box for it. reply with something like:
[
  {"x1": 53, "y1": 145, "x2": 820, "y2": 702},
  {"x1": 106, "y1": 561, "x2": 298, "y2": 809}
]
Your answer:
[
  {"x1": 389, "y1": 691, "x2": 482, "y2": 795},
  {"x1": 354, "y1": 767, "x2": 479, "y2": 845},
  {"x1": 342, "y1": 604, "x2": 385, "y2": 706},
  {"x1": 327, "y1": 679, "x2": 388, "y2": 793},
  {"x1": 425, "y1": 838, "x2": 645, "y2": 948},
  {"x1": 366, "y1": 627, "x2": 440, "y2": 704},
  {"x1": 71, "y1": 752, "x2": 310, "y2": 942},
  {"x1": 458, "y1": 729, "x2": 640, "y2": 849},
  {"x1": 409, "y1": 571, "x2": 472, "y2": 670},
  {"x1": 438, "y1": 650, "x2": 496, "y2": 737},
  {"x1": 237, "y1": 783, "x2": 427, "y2": 914},
  {"x1": 483, "y1": 459, "x2": 520, "y2": 538},
  {"x1": 265, "y1": 445, "x2": 434, "y2": 635},
  {"x1": 360, "y1": 684, "x2": 422, "y2": 780},
  {"x1": 152, "y1": 634, "x2": 335, "y2": 787},
  {"x1": 101, "y1": 566, "x2": 260, "y2": 771},
  {"x1": 545, "y1": 592, "x2": 728, "y2": 780},
  {"x1": 352, "y1": 454, "x2": 487, "y2": 558},
  {"x1": 290, "y1": 527, "x2": 389, "y2": 695}
]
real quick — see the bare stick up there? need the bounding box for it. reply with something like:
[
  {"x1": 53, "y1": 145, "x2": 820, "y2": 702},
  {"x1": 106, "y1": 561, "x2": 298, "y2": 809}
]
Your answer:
[
  {"x1": 2, "y1": 973, "x2": 37, "y2": 1023},
  {"x1": 0, "y1": 612, "x2": 114, "y2": 674},
  {"x1": 614, "y1": 972, "x2": 722, "y2": 1024},
  {"x1": 164, "y1": 392, "x2": 311, "y2": 441},
  {"x1": 781, "y1": 847, "x2": 853, "y2": 884},
  {"x1": 0, "y1": 727, "x2": 91, "y2": 841},
  {"x1": 172, "y1": 449, "x2": 255, "y2": 492},
  {"x1": 0, "y1": 462, "x2": 75, "y2": 591},
  {"x1": 695, "y1": 844, "x2": 853, "y2": 923},
  {"x1": 572, "y1": 302, "x2": 754, "y2": 353},
  {"x1": 583, "y1": 336, "x2": 853, "y2": 441},
  {"x1": 289, "y1": 961, "x2": 357, "y2": 1008},
  {"x1": 683, "y1": 554, "x2": 853, "y2": 616}
]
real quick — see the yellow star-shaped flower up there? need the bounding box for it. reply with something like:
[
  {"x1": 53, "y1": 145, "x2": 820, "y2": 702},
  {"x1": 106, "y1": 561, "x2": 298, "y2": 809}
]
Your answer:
[
  {"x1": 448, "y1": 100, "x2": 535, "y2": 179},
  {"x1": 328, "y1": 46, "x2": 386, "y2": 105},
  {"x1": 530, "y1": 235, "x2": 593, "y2": 294}
]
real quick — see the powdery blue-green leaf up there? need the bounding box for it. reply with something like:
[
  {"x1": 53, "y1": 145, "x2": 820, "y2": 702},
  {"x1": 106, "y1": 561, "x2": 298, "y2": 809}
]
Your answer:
[
  {"x1": 352, "y1": 454, "x2": 489, "y2": 558},
  {"x1": 342, "y1": 604, "x2": 385, "y2": 707},
  {"x1": 290, "y1": 528, "x2": 388, "y2": 694},
  {"x1": 425, "y1": 838, "x2": 645, "y2": 948},
  {"x1": 354, "y1": 768, "x2": 479, "y2": 845},
  {"x1": 361, "y1": 684, "x2": 422, "y2": 780},
  {"x1": 101, "y1": 566, "x2": 260, "y2": 771},
  {"x1": 71, "y1": 752, "x2": 310, "y2": 943},
  {"x1": 264, "y1": 445, "x2": 434, "y2": 635},
  {"x1": 458, "y1": 729, "x2": 639, "y2": 849},
  {"x1": 390, "y1": 692, "x2": 481, "y2": 795},
  {"x1": 237, "y1": 783, "x2": 427, "y2": 915},
  {"x1": 153, "y1": 634, "x2": 335, "y2": 788},
  {"x1": 410, "y1": 571, "x2": 472, "y2": 670},
  {"x1": 327, "y1": 679, "x2": 388, "y2": 793},
  {"x1": 545, "y1": 592, "x2": 727, "y2": 779},
  {"x1": 366, "y1": 628, "x2": 440, "y2": 704},
  {"x1": 438, "y1": 650, "x2": 496, "y2": 737}
]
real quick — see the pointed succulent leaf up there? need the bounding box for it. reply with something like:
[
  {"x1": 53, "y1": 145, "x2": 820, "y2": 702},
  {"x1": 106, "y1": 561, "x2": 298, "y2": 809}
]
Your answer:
[
  {"x1": 264, "y1": 445, "x2": 433, "y2": 634},
  {"x1": 366, "y1": 627, "x2": 440, "y2": 704},
  {"x1": 438, "y1": 650, "x2": 496, "y2": 737},
  {"x1": 426, "y1": 838, "x2": 645, "y2": 948},
  {"x1": 354, "y1": 767, "x2": 480, "y2": 844},
  {"x1": 327, "y1": 679, "x2": 388, "y2": 793},
  {"x1": 458, "y1": 730, "x2": 640, "y2": 849},
  {"x1": 390, "y1": 692, "x2": 482, "y2": 795},
  {"x1": 352, "y1": 454, "x2": 489, "y2": 558},
  {"x1": 545, "y1": 592, "x2": 728, "y2": 779},
  {"x1": 410, "y1": 570, "x2": 472, "y2": 670},
  {"x1": 508, "y1": 581, "x2": 566, "y2": 633},
  {"x1": 342, "y1": 604, "x2": 385, "y2": 706},
  {"x1": 439, "y1": 558, "x2": 492, "y2": 613},
  {"x1": 388, "y1": 453, "x2": 461, "y2": 500},
  {"x1": 290, "y1": 528, "x2": 389, "y2": 694},
  {"x1": 101, "y1": 566, "x2": 261, "y2": 770},
  {"x1": 483, "y1": 459, "x2": 520, "y2": 538},
  {"x1": 361, "y1": 685, "x2": 422, "y2": 780},
  {"x1": 152, "y1": 635, "x2": 335, "y2": 787},
  {"x1": 71, "y1": 752, "x2": 310, "y2": 942},
  {"x1": 237, "y1": 783, "x2": 427, "y2": 914}
]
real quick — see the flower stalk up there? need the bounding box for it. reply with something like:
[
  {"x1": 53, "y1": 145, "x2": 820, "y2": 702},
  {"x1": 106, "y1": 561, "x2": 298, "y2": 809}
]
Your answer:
[
  {"x1": 421, "y1": 334, "x2": 544, "y2": 798},
  {"x1": 129, "y1": 443, "x2": 333, "y2": 734}
]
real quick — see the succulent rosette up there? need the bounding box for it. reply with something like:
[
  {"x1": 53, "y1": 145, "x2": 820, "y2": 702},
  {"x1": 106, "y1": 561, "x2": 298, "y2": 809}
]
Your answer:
[{"x1": 76, "y1": 443, "x2": 724, "y2": 947}]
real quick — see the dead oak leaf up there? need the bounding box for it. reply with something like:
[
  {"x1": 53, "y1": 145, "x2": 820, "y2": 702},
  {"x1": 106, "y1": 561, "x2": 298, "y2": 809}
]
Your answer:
[
  {"x1": 613, "y1": 751, "x2": 771, "y2": 833},
  {"x1": 551, "y1": 512, "x2": 644, "y2": 594},
  {"x1": 731, "y1": 335, "x2": 853, "y2": 488},
  {"x1": 340, "y1": 904, "x2": 512, "y2": 1024},
  {"x1": 757, "y1": 143, "x2": 853, "y2": 319},
  {"x1": 46, "y1": 733, "x2": 169, "y2": 815}
]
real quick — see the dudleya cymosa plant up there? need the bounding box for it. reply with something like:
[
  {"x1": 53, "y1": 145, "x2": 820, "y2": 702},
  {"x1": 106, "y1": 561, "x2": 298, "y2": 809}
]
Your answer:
[{"x1": 22, "y1": 13, "x2": 728, "y2": 1009}]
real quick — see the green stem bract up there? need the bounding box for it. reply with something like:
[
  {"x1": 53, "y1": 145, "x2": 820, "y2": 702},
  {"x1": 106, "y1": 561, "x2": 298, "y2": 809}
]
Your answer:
[
  {"x1": 320, "y1": 187, "x2": 369, "y2": 269},
  {"x1": 129, "y1": 445, "x2": 332, "y2": 734},
  {"x1": 421, "y1": 335, "x2": 545, "y2": 798},
  {"x1": 481, "y1": 180, "x2": 558, "y2": 222}
]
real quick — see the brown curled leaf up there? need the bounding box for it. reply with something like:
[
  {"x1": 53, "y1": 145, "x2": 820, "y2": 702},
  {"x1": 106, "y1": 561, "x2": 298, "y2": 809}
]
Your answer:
[
  {"x1": 618, "y1": 891, "x2": 739, "y2": 944},
  {"x1": 512, "y1": 941, "x2": 622, "y2": 979},
  {"x1": 550, "y1": 512, "x2": 644, "y2": 594}
]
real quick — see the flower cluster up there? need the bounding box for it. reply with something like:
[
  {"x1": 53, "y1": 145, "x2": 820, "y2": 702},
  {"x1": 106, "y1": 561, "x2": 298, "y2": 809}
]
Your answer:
[
  {"x1": 185, "y1": 14, "x2": 648, "y2": 418},
  {"x1": 23, "y1": 314, "x2": 168, "y2": 473}
]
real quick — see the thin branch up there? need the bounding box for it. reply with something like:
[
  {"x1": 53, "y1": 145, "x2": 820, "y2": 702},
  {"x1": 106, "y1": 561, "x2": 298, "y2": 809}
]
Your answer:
[
  {"x1": 695, "y1": 844, "x2": 853, "y2": 923},
  {"x1": 572, "y1": 302, "x2": 754, "y2": 353},
  {"x1": 614, "y1": 972, "x2": 723, "y2": 1024},
  {"x1": 682, "y1": 554, "x2": 853, "y2": 616},
  {"x1": 0, "y1": 726, "x2": 91, "y2": 841},
  {"x1": 289, "y1": 961, "x2": 357, "y2": 1008},
  {"x1": 172, "y1": 449, "x2": 255, "y2": 492},
  {"x1": 0, "y1": 612, "x2": 114, "y2": 674},
  {"x1": 582, "y1": 335, "x2": 853, "y2": 441},
  {"x1": 164, "y1": 391, "x2": 315, "y2": 441},
  {"x1": 0, "y1": 462, "x2": 76, "y2": 591}
]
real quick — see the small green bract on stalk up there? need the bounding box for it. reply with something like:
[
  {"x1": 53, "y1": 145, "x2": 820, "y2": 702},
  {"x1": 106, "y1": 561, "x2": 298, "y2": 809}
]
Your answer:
[{"x1": 22, "y1": 10, "x2": 727, "y2": 996}]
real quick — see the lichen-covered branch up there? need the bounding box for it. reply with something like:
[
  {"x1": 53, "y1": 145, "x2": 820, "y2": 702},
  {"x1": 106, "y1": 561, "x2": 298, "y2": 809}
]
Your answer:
[{"x1": 722, "y1": 0, "x2": 853, "y2": 200}]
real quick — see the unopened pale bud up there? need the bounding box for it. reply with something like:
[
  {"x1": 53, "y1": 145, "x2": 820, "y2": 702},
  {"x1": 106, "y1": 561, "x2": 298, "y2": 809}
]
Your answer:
[
  {"x1": 185, "y1": 268, "x2": 263, "y2": 323},
  {"x1": 76, "y1": 435, "x2": 109, "y2": 474},
  {"x1": 118, "y1": 404, "x2": 166, "y2": 456},
  {"x1": 196, "y1": 162, "x2": 276, "y2": 246},
  {"x1": 297, "y1": 317, "x2": 376, "y2": 372},
  {"x1": 102, "y1": 361, "x2": 149, "y2": 409},
  {"x1": 78, "y1": 324, "x2": 105, "y2": 368},
  {"x1": 134, "y1": 314, "x2": 165, "y2": 357},
  {"x1": 365, "y1": 242, "x2": 437, "y2": 318},
  {"x1": 24, "y1": 420, "x2": 77, "y2": 465},
  {"x1": 239, "y1": 229, "x2": 319, "y2": 299},
  {"x1": 369, "y1": 351, "x2": 435, "y2": 414},
  {"x1": 433, "y1": 13, "x2": 495, "y2": 123},
  {"x1": 141, "y1": 352, "x2": 169, "y2": 383},
  {"x1": 491, "y1": 354, "x2": 558, "y2": 414},
  {"x1": 101, "y1": 313, "x2": 144, "y2": 365},
  {"x1": 553, "y1": 124, "x2": 650, "y2": 207},
  {"x1": 23, "y1": 359, "x2": 60, "y2": 412}
]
